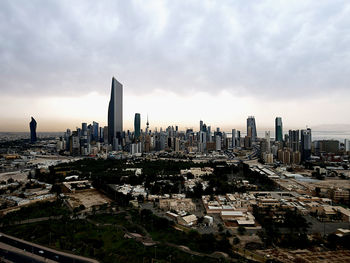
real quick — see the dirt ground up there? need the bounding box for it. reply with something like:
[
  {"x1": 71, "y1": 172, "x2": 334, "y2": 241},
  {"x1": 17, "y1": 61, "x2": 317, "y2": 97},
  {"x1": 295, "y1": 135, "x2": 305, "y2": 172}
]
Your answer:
[{"x1": 66, "y1": 189, "x2": 111, "y2": 210}]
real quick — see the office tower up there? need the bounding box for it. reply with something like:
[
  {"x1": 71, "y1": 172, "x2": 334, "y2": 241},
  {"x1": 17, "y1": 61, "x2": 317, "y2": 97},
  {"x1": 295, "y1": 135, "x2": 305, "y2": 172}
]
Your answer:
[
  {"x1": 81, "y1": 123, "x2": 88, "y2": 155},
  {"x1": 29, "y1": 117, "x2": 37, "y2": 143},
  {"x1": 87, "y1": 124, "x2": 92, "y2": 144},
  {"x1": 65, "y1": 129, "x2": 71, "y2": 150},
  {"x1": 160, "y1": 132, "x2": 166, "y2": 150},
  {"x1": 99, "y1": 127, "x2": 104, "y2": 142},
  {"x1": 103, "y1": 126, "x2": 108, "y2": 144},
  {"x1": 69, "y1": 131, "x2": 80, "y2": 156},
  {"x1": 175, "y1": 138, "x2": 180, "y2": 152},
  {"x1": 275, "y1": 117, "x2": 283, "y2": 142},
  {"x1": 216, "y1": 135, "x2": 221, "y2": 151},
  {"x1": 315, "y1": 140, "x2": 340, "y2": 154},
  {"x1": 200, "y1": 120, "x2": 203, "y2": 132},
  {"x1": 301, "y1": 128, "x2": 312, "y2": 161},
  {"x1": 199, "y1": 131, "x2": 207, "y2": 153},
  {"x1": 237, "y1": 130, "x2": 241, "y2": 147},
  {"x1": 244, "y1": 136, "x2": 252, "y2": 149},
  {"x1": 247, "y1": 116, "x2": 257, "y2": 142},
  {"x1": 134, "y1": 113, "x2": 141, "y2": 139},
  {"x1": 222, "y1": 132, "x2": 227, "y2": 149},
  {"x1": 232, "y1": 129, "x2": 236, "y2": 148},
  {"x1": 207, "y1": 126, "x2": 212, "y2": 142},
  {"x1": 92, "y1": 121, "x2": 99, "y2": 141},
  {"x1": 108, "y1": 77, "x2": 123, "y2": 150},
  {"x1": 345, "y1": 139, "x2": 350, "y2": 152},
  {"x1": 265, "y1": 131, "x2": 271, "y2": 153},
  {"x1": 288, "y1": 130, "x2": 300, "y2": 152}
]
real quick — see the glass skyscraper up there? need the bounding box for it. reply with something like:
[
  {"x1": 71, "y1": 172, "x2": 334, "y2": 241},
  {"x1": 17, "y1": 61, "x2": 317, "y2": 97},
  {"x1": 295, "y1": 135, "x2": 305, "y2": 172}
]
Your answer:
[
  {"x1": 108, "y1": 77, "x2": 123, "y2": 150},
  {"x1": 134, "y1": 113, "x2": 141, "y2": 139},
  {"x1": 275, "y1": 117, "x2": 283, "y2": 142},
  {"x1": 92, "y1": 121, "x2": 99, "y2": 141}
]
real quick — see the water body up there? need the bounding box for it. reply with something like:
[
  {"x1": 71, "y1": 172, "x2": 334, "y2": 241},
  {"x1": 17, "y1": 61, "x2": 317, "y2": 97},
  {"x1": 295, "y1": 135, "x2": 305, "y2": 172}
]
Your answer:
[{"x1": 229, "y1": 131, "x2": 350, "y2": 142}]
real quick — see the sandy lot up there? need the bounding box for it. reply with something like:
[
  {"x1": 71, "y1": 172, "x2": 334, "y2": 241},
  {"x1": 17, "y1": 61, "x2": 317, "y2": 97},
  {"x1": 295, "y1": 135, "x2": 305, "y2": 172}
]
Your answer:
[{"x1": 66, "y1": 189, "x2": 111, "y2": 210}]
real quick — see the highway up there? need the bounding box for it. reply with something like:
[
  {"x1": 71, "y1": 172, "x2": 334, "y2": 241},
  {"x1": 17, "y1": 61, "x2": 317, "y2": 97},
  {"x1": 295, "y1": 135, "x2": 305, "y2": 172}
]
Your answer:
[
  {"x1": 0, "y1": 233, "x2": 98, "y2": 263},
  {"x1": 0, "y1": 248, "x2": 43, "y2": 263}
]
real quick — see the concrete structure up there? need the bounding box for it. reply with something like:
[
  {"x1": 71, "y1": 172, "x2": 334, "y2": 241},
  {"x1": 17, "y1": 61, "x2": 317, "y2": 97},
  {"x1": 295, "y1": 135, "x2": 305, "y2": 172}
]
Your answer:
[
  {"x1": 247, "y1": 116, "x2": 257, "y2": 142},
  {"x1": 177, "y1": 214, "x2": 197, "y2": 227},
  {"x1": 301, "y1": 128, "x2": 312, "y2": 161}
]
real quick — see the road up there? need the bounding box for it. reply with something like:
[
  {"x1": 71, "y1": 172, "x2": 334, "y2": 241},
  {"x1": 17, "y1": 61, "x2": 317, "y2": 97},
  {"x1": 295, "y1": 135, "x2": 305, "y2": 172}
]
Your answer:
[
  {"x1": 0, "y1": 233, "x2": 98, "y2": 263},
  {"x1": 0, "y1": 248, "x2": 44, "y2": 263}
]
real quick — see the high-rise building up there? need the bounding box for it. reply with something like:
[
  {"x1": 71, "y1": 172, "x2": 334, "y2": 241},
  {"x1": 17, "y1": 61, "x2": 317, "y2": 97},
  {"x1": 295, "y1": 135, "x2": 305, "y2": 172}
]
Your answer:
[
  {"x1": 232, "y1": 129, "x2": 236, "y2": 148},
  {"x1": 301, "y1": 128, "x2": 312, "y2": 161},
  {"x1": 108, "y1": 77, "x2": 123, "y2": 150},
  {"x1": 200, "y1": 120, "x2": 203, "y2": 132},
  {"x1": 275, "y1": 117, "x2": 283, "y2": 142},
  {"x1": 134, "y1": 113, "x2": 141, "y2": 139},
  {"x1": 199, "y1": 131, "x2": 207, "y2": 153},
  {"x1": 215, "y1": 135, "x2": 221, "y2": 151},
  {"x1": 81, "y1": 122, "x2": 89, "y2": 155},
  {"x1": 288, "y1": 130, "x2": 300, "y2": 152},
  {"x1": 247, "y1": 116, "x2": 257, "y2": 142},
  {"x1": 103, "y1": 126, "x2": 108, "y2": 144},
  {"x1": 29, "y1": 117, "x2": 37, "y2": 143},
  {"x1": 65, "y1": 129, "x2": 71, "y2": 150},
  {"x1": 345, "y1": 139, "x2": 350, "y2": 152},
  {"x1": 92, "y1": 121, "x2": 99, "y2": 142},
  {"x1": 207, "y1": 126, "x2": 211, "y2": 142},
  {"x1": 265, "y1": 131, "x2": 271, "y2": 153}
]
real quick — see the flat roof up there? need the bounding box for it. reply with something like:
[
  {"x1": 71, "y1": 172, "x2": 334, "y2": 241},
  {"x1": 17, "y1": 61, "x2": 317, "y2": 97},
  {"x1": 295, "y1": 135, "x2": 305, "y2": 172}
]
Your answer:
[{"x1": 221, "y1": 211, "x2": 243, "y2": 216}]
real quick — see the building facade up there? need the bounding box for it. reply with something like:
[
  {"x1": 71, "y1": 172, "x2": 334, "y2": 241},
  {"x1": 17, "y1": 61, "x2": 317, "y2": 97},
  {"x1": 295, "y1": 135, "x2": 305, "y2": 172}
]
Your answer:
[{"x1": 108, "y1": 77, "x2": 123, "y2": 150}]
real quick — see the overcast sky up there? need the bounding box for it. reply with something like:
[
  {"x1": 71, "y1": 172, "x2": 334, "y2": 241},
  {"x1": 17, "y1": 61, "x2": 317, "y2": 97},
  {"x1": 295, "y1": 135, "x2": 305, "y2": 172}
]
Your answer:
[{"x1": 1, "y1": 0, "x2": 350, "y2": 132}]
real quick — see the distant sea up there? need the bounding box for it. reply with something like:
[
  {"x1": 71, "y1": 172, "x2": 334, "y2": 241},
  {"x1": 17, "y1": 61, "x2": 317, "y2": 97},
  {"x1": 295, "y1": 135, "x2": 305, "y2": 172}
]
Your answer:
[
  {"x1": 1, "y1": 130, "x2": 350, "y2": 142},
  {"x1": 231, "y1": 130, "x2": 350, "y2": 142}
]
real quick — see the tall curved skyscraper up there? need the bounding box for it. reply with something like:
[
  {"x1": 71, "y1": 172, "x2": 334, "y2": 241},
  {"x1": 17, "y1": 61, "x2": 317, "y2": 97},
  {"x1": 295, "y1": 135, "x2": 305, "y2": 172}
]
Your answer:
[
  {"x1": 134, "y1": 113, "x2": 141, "y2": 139},
  {"x1": 29, "y1": 117, "x2": 37, "y2": 143},
  {"x1": 108, "y1": 77, "x2": 123, "y2": 150}
]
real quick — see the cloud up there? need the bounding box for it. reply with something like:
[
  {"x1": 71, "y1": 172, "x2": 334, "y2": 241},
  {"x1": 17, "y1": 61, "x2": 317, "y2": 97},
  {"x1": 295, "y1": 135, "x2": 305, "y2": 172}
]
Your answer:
[{"x1": 1, "y1": 0, "x2": 350, "y2": 99}]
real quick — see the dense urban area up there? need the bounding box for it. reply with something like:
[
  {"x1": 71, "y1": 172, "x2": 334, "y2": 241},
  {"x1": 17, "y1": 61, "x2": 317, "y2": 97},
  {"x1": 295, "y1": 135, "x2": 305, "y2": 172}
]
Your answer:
[{"x1": 1, "y1": 123, "x2": 350, "y2": 262}]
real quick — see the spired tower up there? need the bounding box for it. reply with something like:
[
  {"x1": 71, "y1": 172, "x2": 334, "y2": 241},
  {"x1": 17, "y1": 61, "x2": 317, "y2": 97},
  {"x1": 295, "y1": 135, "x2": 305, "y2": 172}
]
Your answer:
[
  {"x1": 108, "y1": 77, "x2": 123, "y2": 150},
  {"x1": 146, "y1": 115, "x2": 149, "y2": 134}
]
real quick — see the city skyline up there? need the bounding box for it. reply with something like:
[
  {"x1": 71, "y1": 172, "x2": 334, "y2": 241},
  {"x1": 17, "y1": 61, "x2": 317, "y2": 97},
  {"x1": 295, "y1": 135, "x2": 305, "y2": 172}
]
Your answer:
[{"x1": 1, "y1": 1, "x2": 350, "y2": 132}]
